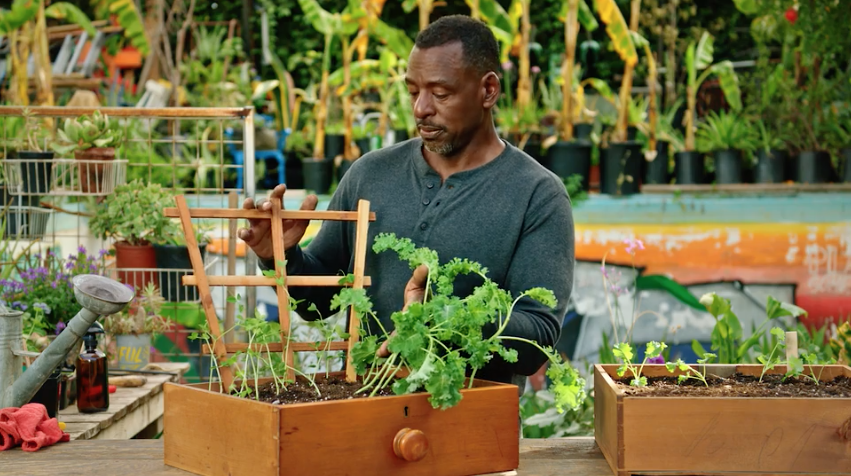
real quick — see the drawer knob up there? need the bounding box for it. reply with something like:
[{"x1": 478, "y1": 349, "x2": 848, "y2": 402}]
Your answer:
[{"x1": 393, "y1": 427, "x2": 428, "y2": 462}]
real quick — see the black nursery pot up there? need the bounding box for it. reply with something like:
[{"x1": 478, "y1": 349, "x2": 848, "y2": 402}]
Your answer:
[
  {"x1": 394, "y1": 129, "x2": 410, "y2": 142},
  {"x1": 284, "y1": 154, "x2": 305, "y2": 189},
  {"x1": 11, "y1": 150, "x2": 54, "y2": 194},
  {"x1": 522, "y1": 140, "x2": 543, "y2": 164},
  {"x1": 153, "y1": 243, "x2": 208, "y2": 302},
  {"x1": 643, "y1": 141, "x2": 670, "y2": 185},
  {"x1": 302, "y1": 158, "x2": 334, "y2": 194},
  {"x1": 674, "y1": 151, "x2": 705, "y2": 185},
  {"x1": 840, "y1": 148, "x2": 851, "y2": 183},
  {"x1": 754, "y1": 149, "x2": 788, "y2": 184},
  {"x1": 793, "y1": 151, "x2": 833, "y2": 184},
  {"x1": 627, "y1": 126, "x2": 638, "y2": 141},
  {"x1": 713, "y1": 149, "x2": 743, "y2": 184},
  {"x1": 324, "y1": 134, "x2": 345, "y2": 161},
  {"x1": 575, "y1": 124, "x2": 594, "y2": 144},
  {"x1": 355, "y1": 138, "x2": 372, "y2": 157},
  {"x1": 600, "y1": 141, "x2": 642, "y2": 196},
  {"x1": 546, "y1": 141, "x2": 592, "y2": 191}
]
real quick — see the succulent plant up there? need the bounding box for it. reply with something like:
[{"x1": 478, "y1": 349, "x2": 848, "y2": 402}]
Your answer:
[{"x1": 52, "y1": 110, "x2": 124, "y2": 155}]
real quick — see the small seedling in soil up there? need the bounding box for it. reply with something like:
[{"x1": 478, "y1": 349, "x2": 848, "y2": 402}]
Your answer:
[
  {"x1": 613, "y1": 341, "x2": 667, "y2": 387},
  {"x1": 665, "y1": 352, "x2": 717, "y2": 386}
]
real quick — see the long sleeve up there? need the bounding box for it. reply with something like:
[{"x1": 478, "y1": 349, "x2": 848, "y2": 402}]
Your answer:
[{"x1": 477, "y1": 186, "x2": 575, "y2": 378}]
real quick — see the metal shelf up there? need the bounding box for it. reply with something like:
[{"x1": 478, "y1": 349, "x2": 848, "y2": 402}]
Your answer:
[{"x1": 2, "y1": 158, "x2": 127, "y2": 197}]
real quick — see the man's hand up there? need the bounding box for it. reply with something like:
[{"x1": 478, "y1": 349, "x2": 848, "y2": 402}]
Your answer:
[
  {"x1": 377, "y1": 264, "x2": 429, "y2": 357},
  {"x1": 237, "y1": 184, "x2": 318, "y2": 260}
]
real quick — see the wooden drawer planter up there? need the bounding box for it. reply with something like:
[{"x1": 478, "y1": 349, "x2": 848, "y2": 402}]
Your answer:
[
  {"x1": 163, "y1": 378, "x2": 520, "y2": 476},
  {"x1": 594, "y1": 364, "x2": 851, "y2": 476}
]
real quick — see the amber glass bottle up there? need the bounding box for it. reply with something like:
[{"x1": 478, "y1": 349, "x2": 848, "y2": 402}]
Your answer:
[{"x1": 76, "y1": 323, "x2": 109, "y2": 413}]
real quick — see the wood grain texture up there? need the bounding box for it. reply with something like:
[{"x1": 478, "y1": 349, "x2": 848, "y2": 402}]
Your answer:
[
  {"x1": 345, "y1": 199, "x2": 370, "y2": 382},
  {"x1": 0, "y1": 438, "x2": 613, "y2": 476},
  {"x1": 163, "y1": 208, "x2": 376, "y2": 221},
  {"x1": 175, "y1": 197, "x2": 233, "y2": 390},
  {"x1": 593, "y1": 365, "x2": 621, "y2": 476},
  {"x1": 201, "y1": 341, "x2": 349, "y2": 355},
  {"x1": 163, "y1": 383, "x2": 281, "y2": 476},
  {"x1": 0, "y1": 106, "x2": 252, "y2": 118},
  {"x1": 277, "y1": 381, "x2": 520, "y2": 476},
  {"x1": 595, "y1": 364, "x2": 851, "y2": 475},
  {"x1": 181, "y1": 275, "x2": 372, "y2": 287},
  {"x1": 269, "y1": 197, "x2": 295, "y2": 381}
]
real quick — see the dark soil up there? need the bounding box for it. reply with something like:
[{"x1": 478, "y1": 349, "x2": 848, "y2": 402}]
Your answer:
[
  {"x1": 617, "y1": 373, "x2": 851, "y2": 398},
  {"x1": 249, "y1": 375, "x2": 396, "y2": 405}
]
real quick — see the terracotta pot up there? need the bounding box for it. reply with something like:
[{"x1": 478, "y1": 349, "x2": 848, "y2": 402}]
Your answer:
[
  {"x1": 75, "y1": 147, "x2": 115, "y2": 194},
  {"x1": 114, "y1": 241, "x2": 158, "y2": 295}
]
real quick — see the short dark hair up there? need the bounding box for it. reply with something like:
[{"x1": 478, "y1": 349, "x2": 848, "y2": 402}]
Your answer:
[{"x1": 414, "y1": 15, "x2": 501, "y2": 77}]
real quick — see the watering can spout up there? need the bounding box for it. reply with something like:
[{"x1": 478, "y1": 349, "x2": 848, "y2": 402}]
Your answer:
[{"x1": 0, "y1": 275, "x2": 134, "y2": 409}]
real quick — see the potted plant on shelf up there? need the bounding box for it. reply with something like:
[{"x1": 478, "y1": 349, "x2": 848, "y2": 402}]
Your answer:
[
  {"x1": 88, "y1": 179, "x2": 179, "y2": 295},
  {"x1": 695, "y1": 109, "x2": 758, "y2": 184},
  {"x1": 754, "y1": 118, "x2": 788, "y2": 183},
  {"x1": 103, "y1": 282, "x2": 173, "y2": 371},
  {"x1": 51, "y1": 110, "x2": 124, "y2": 194},
  {"x1": 8, "y1": 108, "x2": 55, "y2": 196},
  {"x1": 152, "y1": 219, "x2": 212, "y2": 303},
  {"x1": 676, "y1": 31, "x2": 741, "y2": 185}
]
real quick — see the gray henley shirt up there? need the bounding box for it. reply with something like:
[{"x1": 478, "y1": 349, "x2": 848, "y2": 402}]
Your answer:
[{"x1": 259, "y1": 138, "x2": 575, "y2": 387}]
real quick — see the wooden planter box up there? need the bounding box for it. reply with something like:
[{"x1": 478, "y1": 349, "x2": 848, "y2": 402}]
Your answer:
[
  {"x1": 594, "y1": 364, "x2": 851, "y2": 475},
  {"x1": 163, "y1": 378, "x2": 520, "y2": 476}
]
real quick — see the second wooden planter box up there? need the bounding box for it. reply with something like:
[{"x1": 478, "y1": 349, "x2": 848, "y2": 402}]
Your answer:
[
  {"x1": 594, "y1": 364, "x2": 851, "y2": 476},
  {"x1": 164, "y1": 378, "x2": 520, "y2": 476}
]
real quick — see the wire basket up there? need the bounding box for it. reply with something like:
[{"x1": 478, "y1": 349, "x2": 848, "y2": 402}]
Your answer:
[
  {"x1": 2, "y1": 205, "x2": 53, "y2": 240},
  {"x1": 2, "y1": 158, "x2": 128, "y2": 196}
]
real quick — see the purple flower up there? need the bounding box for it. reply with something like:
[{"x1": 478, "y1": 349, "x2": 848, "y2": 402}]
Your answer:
[
  {"x1": 624, "y1": 238, "x2": 645, "y2": 255},
  {"x1": 531, "y1": 65, "x2": 541, "y2": 74},
  {"x1": 501, "y1": 61, "x2": 513, "y2": 71},
  {"x1": 78, "y1": 245, "x2": 87, "y2": 254},
  {"x1": 600, "y1": 265, "x2": 609, "y2": 279},
  {"x1": 646, "y1": 355, "x2": 665, "y2": 364},
  {"x1": 55, "y1": 321, "x2": 66, "y2": 335},
  {"x1": 33, "y1": 302, "x2": 51, "y2": 314}
]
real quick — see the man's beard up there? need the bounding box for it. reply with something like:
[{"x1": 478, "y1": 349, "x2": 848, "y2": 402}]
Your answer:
[{"x1": 424, "y1": 139, "x2": 454, "y2": 156}]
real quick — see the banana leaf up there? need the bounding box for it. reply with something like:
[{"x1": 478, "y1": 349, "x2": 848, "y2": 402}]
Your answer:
[
  {"x1": 0, "y1": 0, "x2": 39, "y2": 34},
  {"x1": 45, "y1": 2, "x2": 97, "y2": 37},
  {"x1": 372, "y1": 19, "x2": 413, "y2": 59},
  {"x1": 91, "y1": 0, "x2": 149, "y2": 56},
  {"x1": 558, "y1": 0, "x2": 599, "y2": 32},
  {"x1": 709, "y1": 61, "x2": 742, "y2": 111},
  {"x1": 592, "y1": 0, "x2": 636, "y2": 67}
]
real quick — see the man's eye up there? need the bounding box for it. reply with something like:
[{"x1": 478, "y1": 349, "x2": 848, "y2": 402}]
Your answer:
[{"x1": 433, "y1": 93, "x2": 448, "y2": 100}]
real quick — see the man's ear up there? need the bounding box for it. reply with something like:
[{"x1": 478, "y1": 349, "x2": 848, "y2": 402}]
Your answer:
[{"x1": 482, "y1": 72, "x2": 501, "y2": 109}]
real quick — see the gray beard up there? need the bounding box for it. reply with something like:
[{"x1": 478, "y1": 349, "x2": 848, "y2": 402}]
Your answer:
[{"x1": 424, "y1": 140, "x2": 454, "y2": 156}]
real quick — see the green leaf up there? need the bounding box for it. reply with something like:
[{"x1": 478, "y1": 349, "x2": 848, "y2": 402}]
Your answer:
[
  {"x1": 709, "y1": 61, "x2": 742, "y2": 111},
  {"x1": 297, "y1": 0, "x2": 336, "y2": 36},
  {"x1": 372, "y1": 19, "x2": 413, "y2": 60},
  {"x1": 613, "y1": 342, "x2": 634, "y2": 363},
  {"x1": 765, "y1": 296, "x2": 808, "y2": 320},
  {"x1": 770, "y1": 326, "x2": 786, "y2": 342},
  {"x1": 0, "y1": 0, "x2": 39, "y2": 34},
  {"x1": 785, "y1": 355, "x2": 804, "y2": 378},
  {"x1": 645, "y1": 341, "x2": 666, "y2": 359},
  {"x1": 732, "y1": 0, "x2": 758, "y2": 15},
  {"x1": 699, "y1": 292, "x2": 730, "y2": 318},
  {"x1": 694, "y1": 31, "x2": 714, "y2": 71},
  {"x1": 582, "y1": 78, "x2": 616, "y2": 105},
  {"x1": 691, "y1": 340, "x2": 709, "y2": 359},
  {"x1": 577, "y1": 0, "x2": 599, "y2": 32},
  {"x1": 45, "y1": 2, "x2": 97, "y2": 37},
  {"x1": 635, "y1": 275, "x2": 704, "y2": 311}
]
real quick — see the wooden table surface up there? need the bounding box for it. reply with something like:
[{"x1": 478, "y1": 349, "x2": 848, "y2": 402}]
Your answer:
[
  {"x1": 59, "y1": 362, "x2": 189, "y2": 440},
  {"x1": 0, "y1": 437, "x2": 613, "y2": 476}
]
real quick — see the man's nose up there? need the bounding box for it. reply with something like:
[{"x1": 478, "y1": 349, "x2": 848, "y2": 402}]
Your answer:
[{"x1": 413, "y1": 92, "x2": 435, "y2": 119}]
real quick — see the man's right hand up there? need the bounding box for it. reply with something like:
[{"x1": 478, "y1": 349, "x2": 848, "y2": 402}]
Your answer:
[{"x1": 237, "y1": 184, "x2": 318, "y2": 260}]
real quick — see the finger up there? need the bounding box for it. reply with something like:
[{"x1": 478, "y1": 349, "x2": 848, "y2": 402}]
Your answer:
[
  {"x1": 242, "y1": 197, "x2": 255, "y2": 210},
  {"x1": 376, "y1": 340, "x2": 389, "y2": 358},
  {"x1": 237, "y1": 227, "x2": 252, "y2": 242},
  {"x1": 301, "y1": 194, "x2": 318, "y2": 211},
  {"x1": 270, "y1": 184, "x2": 287, "y2": 203},
  {"x1": 410, "y1": 264, "x2": 429, "y2": 287}
]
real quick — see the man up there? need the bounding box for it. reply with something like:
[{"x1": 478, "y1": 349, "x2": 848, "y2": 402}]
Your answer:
[{"x1": 238, "y1": 15, "x2": 575, "y2": 388}]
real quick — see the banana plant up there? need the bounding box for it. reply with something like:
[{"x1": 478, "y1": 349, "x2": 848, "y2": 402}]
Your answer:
[
  {"x1": 0, "y1": 0, "x2": 96, "y2": 106},
  {"x1": 682, "y1": 31, "x2": 742, "y2": 152},
  {"x1": 630, "y1": 30, "x2": 657, "y2": 153},
  {"x1": 402, "y1": 0, "x2": 445, "y2": 31},
  {"x1": 89, "y1": 0, "x2": 149, "y2": 56},
  {"x1": 593, "y1": 0, "x2": 638, "y2": 143},
  {"x1": 558, "y1": 0, "x2": 599, "y2": 141}
]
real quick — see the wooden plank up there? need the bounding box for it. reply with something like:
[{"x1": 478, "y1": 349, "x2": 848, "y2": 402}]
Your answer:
[
  {"x1": 92, "y1": 390, "x2": 164, "y2": 440},
  {"x1": 174, "y1": 196, "x2": 234, "y2": 390},
  {"x1": 0, "y1": 438, "x2": 614, "y2": 476},
  {"x1": 642, "y1": 183, "x2": 851, "y2": 194},
  {"x1": 270, "y1": 197, "x2": 295, "y2": 381},
  {"x1": 593, "y1": 365, "x2": 621, "y2": 476},
  {"x1": 163, "y1": 383, "x2": 280, "y2": 476},
  {"x1": 163, "y1": 207, "x2": 376, "y2": 221},
  {"x1": 201, "y1": 341, "x2": 349, "y2": 355},
  {"x1": 278, "y1": 383, "x2": 519, "y2": 476},
  {"x1": 181, "y1": 275, "x2": 371, "y2": 287},
  {"x1": 346, "y1": 199, "x2": 370, "y2": 382},
  {"x1": 0, "y1": 106, "x2": 252, "y2": 119}
]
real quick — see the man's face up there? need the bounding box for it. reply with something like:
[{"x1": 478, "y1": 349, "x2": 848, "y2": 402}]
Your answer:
[{"x1": 405, "y1": 42, "x2": 485, "y2": 157}]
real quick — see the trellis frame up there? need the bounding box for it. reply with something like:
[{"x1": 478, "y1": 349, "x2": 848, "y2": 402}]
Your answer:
[{"x1": 164, "y1": 195, "x2": 375, "y2": 389}]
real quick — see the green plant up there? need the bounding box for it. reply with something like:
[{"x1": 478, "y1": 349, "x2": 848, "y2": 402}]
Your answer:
[
  {"x1": 52, "y1": 111, "x2": 123, "y2": 155},
  {"x1": 612, "y1": 341, "x2": 666, "y2": 387},
  {"x1": 695, "y1": 110, "x2": 758, "y2": 153},
  {"x1": 755, "y1": 118, "x2": 784, "y2": 153},
  {"x1": 343, "y1": 233, "x2": 587, "y2": 413},
  {"x1": 102, "y1": 282, "x2": 172, "y2": 335},
  {"x1": 693, "y1": 293, "x2": 808, "y2": 365},
  {"x1": 756, "y1": 326, "x2": 837, "y2": 384},
  {"x1": 153, "y1": 221, "x2": 213, "y2": 247},
  {"x1": 664, "y1": 352, "x2": 717, "y2": 387},
  {"x1": 563, "y1": 173, "x2": 588, "y2": 206},
  {"x1": 88, "y1": 179, "x2": 180, "y2": 246}
]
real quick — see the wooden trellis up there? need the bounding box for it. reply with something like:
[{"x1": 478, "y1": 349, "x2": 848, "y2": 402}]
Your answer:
[{"x1": 164, "y1": 195, "x2": 375, "y2": 390}]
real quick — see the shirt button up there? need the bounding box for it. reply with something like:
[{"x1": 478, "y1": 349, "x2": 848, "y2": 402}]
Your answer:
[
  {"x1": 427, "y1": 182, "x2": 434, "y2": 189},
  {"x1": 420, "y1": 222, "x2": 428, "y2": 230},
  {"x1": 423, "y1": 199, "x2": 430, "y2": 205}
]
